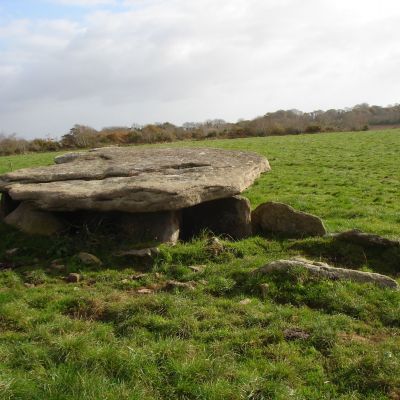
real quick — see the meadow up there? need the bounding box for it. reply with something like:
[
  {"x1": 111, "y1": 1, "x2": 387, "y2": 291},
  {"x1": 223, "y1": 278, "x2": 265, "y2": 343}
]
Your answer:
[{"x1": 0, "y1": 130, "x2": 399, "y2": 399}]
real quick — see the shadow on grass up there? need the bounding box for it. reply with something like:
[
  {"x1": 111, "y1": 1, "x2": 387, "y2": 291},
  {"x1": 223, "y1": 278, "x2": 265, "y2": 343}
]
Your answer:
[
  {"x1": 288, "y1": 236, "x2": 400, "y2": 276},
  {"x1": 2, "y1": 220, "x2": 399, "y2": 281}
]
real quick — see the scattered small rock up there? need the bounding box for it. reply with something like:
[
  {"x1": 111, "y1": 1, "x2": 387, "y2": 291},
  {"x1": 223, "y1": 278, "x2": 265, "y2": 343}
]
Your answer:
[
  {"x1": 77, "y1": 252, "x2": 102, "y2": 266},
  {"x1": 206, "y1": 237, "x2": 225, "y2": 256},
  {"x1": 253, "y1": 258, "x2": 399, "y2": 289},
  {"x1": 116, "y1": 247, "x2": 160, "y2": 258},
  {"x1": 137, "y1": 288, "x2": 154, "y2": 295},
  {"x1": 121, "y1": 279, "x2": 130, "y2": 284},
  {"x1": 284, "y1": 328, "x2": 310, "y2": 341},
  {"x1": 50, "y1": 259, "x2": 65, "y2": 271},
  {"x1": 258, "y1": 283, "x2": 270, "y2": 298},
  {"x1": 23, "y1": 282, "x2": 35, "y2": 288},
  {"x1": 388, "y1": 389, "x2": 400, "y2": 400},
  {"x1": 252, "y1": 201, "x2": 327, "y2": 237},
  {"x1": 65, "y1": 273, "x2": 81, "y2": 283},
  {"x1": 164, "y1": 280, "x2": 196, "y2": 291},
  {"x1": 131, "y1": 273, "x2": 147, "y2": 280},
  {"x1": 239, "y1": 298, "x2": 252, "y2": 305},
  {"x1": 187, "y1": 265, "x2": 206, "y2": 273},
  {"x1": 335, "y1": 229, "x2": 400, "y2": 249},
  {"x1": 5, "y1": 248, "x2": 19, "y2": 256},
  {"x1": 115, "y1": 247, "x2": 159, "y2": 267}
]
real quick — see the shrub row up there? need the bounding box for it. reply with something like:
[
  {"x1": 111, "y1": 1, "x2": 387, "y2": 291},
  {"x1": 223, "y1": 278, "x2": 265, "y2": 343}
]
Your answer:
[{"x1": 1, "y1": 103, "x2": 399, "y2": 156}]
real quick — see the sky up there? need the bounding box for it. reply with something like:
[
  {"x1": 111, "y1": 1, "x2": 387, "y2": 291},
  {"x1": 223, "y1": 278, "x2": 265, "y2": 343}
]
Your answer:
[{"x1": 0, "y1": 0, "x2": 400, "y2": 138}]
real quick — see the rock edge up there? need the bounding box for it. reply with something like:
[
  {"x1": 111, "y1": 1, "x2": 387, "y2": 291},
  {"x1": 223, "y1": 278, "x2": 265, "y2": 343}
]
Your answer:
[{"x1": 253, "y1": 258, "x2": 398, "y2": 289}]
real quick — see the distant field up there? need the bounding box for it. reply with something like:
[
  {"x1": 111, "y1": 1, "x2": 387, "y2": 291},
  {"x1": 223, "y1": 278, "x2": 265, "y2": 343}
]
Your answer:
[
  {"x1": 0, "y1": 130, "x2": 399, "y2": 400},
  {"x1": 2, "y1": 129, "x2": 400, "y2": 238}
]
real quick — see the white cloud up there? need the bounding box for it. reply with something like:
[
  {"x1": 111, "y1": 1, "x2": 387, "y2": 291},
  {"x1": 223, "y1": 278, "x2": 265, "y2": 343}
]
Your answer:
[{"x1": 1, "y1": 0, "x2": 400, "y2": 137}]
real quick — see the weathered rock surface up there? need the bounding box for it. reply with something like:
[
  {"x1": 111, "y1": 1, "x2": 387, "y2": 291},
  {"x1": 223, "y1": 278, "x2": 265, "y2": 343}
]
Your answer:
[
  {"x1": 54, "y1": 152, "x2": 85, "y2": 164},
  {"x1": 253, "y1": 258, "x2": 399, "y2": 289},
  {"x1": 182, "y1": 195, "x2": 252, "y2": 239},
  {"x1": 4, "y1": 202, "x2": 66, "y2": 236},
  {"x1": 0, "y1": 147, "x2": 270, "y2": 213},
  {"x1": 335, "y1": 229, "x2": 400, "y2": 249},
  {"x1": 252, "y1": 201, "x2": 326, "y2": 237}
]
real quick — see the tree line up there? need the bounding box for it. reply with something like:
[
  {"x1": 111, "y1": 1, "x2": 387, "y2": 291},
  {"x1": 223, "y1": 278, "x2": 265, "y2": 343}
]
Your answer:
[{"x1": 1, "y1": 103, "x2": 400, "y2": 156}]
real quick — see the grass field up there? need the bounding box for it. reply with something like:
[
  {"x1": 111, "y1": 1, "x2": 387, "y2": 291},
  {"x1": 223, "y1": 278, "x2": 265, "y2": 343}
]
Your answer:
[{"x1": 0, "y1": 130, "x2": 399, "y2": 399}]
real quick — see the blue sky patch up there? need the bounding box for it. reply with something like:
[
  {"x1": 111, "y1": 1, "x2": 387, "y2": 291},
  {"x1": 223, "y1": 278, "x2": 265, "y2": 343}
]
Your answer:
[{"x1": 0, "y1": 0, "x2": 126, "y2": 22}]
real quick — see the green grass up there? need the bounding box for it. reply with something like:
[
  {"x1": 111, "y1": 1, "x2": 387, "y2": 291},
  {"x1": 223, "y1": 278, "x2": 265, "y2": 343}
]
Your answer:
[{"x1": 0, "y1": 130, "x2": 399, "y2": 399}]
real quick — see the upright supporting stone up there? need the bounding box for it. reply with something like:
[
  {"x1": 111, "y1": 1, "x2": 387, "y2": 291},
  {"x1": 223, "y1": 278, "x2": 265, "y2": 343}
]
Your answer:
[
  {"x1": 0, "y1": 192, "x2": 20, "y2": 219},
  {"x1": 182, "y1": 195, "x2": 252, "y2": 240},
  {"x1": 63, "y1": 209, "x2": 181, "y2": 245},
  {"x1": 116, "y1": 211, "x2": 181, "y2": 245},
  {"x1": 4, "y1": 202, "x2": 66, "y2": 236}
]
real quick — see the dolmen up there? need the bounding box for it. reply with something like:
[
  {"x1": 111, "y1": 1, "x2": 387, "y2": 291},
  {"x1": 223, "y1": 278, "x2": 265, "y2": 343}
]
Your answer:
[{"x1": 0, "y1": 147, "x2": 270, "y2": 243}]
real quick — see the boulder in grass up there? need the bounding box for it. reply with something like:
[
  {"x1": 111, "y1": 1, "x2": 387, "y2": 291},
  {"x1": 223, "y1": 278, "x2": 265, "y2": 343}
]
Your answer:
[
  {"x1": 77, "y1": 252, "x2": 102, "y2": 266},
  {"x1": 66, "y1": 273, "x2": 81, "y2": 283},
  {"x1": 252, "y1": 201, "x2": 326, "y2": 238},
  {"x1": 253, "y1": 258, "x2": 399, "y2": 289}
]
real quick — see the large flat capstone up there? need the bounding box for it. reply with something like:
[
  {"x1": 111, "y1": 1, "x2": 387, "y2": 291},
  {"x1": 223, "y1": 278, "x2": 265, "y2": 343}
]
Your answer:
[{"x1": 0, "y1": 147, "x2": 270, "y2": 213}]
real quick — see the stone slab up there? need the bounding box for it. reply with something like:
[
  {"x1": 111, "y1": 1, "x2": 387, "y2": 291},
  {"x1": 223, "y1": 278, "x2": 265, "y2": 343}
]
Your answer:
[{"x1": 0, "y1": 147, "x2": 270, "y2": 213}]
